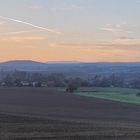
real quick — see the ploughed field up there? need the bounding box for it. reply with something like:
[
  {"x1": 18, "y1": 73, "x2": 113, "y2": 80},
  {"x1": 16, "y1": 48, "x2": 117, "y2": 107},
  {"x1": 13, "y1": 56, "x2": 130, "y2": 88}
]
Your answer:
[{"x1": 0, "y1": 88, "x2": 140, "y2": 139}]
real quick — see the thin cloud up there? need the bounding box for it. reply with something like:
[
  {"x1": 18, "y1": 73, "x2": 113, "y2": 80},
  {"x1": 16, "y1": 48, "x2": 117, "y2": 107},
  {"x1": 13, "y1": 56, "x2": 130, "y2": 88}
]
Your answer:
[
  {"x1": 0, "y1": 30, "x2": 45, "y2": 36},
  {"x1": 101, "y1": 27, "x2": 122, "y2": 33},
  {"x1": 100, "y1": 23, "x2": 131, "y2": 34},
  {"x1": 1, "y1": 36, "x2": 47, "y2": 42},
  {"x1": 101, "y1": 24, "x2": 122, "y2": 33},
  {"x1": 0, "y1": 16, "x2": 62, "y2": 35},
  {"x1": 119, "y1": 36, "x2": 135, "y2": 40},
  {"x1": 50, "y1": 5, "x2": 93, "y2": 11},
  {"x1": 28, "y1": 6, "x2": 43, "y2": 10}
]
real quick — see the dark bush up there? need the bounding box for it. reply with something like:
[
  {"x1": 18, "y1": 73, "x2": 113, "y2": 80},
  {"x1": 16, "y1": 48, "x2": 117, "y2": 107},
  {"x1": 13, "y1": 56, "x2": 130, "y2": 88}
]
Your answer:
[{"x1": 66, "y1": 83, "x2": 78, "y2": 93}]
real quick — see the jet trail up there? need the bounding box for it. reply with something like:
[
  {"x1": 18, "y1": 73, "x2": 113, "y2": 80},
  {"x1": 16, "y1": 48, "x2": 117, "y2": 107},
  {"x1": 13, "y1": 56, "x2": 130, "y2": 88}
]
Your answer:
[{"x1": 0, "y1": 16, "x2": 62, "y2": 34}]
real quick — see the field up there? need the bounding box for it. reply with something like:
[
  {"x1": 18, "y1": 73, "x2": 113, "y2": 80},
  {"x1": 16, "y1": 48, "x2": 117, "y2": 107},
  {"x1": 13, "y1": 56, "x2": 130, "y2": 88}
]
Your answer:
[
  {"x1": 0, "y1": 87, "x2": 140, "y2": 139},
  {"x1": 76, "y1": 87, "x2": 140, "y2": 105}
]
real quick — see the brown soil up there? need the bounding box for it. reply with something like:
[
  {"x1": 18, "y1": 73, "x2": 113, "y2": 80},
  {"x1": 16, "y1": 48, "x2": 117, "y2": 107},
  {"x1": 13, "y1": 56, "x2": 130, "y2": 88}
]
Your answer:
[{"x1": 0, "y1": 87, "x2": 140, "y2": 139}]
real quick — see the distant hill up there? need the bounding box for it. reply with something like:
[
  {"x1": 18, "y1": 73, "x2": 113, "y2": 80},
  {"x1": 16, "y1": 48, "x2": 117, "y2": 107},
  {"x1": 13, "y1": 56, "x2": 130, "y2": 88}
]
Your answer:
[
  {"x1": 0, "y1": 60, "x2": 47, "y2": 71},
  {"x1": 46, "y1": 61, "x2": 82, "y2": 64},
  {"x1": 0, "y1": 60, "x2": 140, "y2": 73},
  {"x1": 1, "y1": 60, "x2": 45, "y2": 66}
]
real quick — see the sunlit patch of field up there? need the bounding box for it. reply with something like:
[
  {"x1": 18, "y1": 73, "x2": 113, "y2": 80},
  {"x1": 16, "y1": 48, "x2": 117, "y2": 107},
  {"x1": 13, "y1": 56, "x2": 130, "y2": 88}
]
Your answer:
[{"x1": 76, "y1": 87, "x2": 140, "y2": 105}]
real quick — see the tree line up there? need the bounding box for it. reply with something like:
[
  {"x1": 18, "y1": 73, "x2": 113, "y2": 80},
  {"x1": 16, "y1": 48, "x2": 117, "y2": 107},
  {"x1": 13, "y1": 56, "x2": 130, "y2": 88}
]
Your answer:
[{"x1": 0, "y1": 70, "x2": 140, "y2": 90}]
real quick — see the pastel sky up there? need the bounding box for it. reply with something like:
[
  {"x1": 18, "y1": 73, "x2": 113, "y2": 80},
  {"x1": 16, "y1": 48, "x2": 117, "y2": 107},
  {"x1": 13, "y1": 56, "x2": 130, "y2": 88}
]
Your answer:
[{"x1": 0, "y1": 0, "x2": 140, "y2": 62}]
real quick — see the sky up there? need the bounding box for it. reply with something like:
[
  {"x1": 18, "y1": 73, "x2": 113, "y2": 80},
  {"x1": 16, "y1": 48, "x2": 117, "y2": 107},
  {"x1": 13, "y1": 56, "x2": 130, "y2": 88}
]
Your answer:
[{"x1": 0, "y1": 0, "x2": 140, "y2": 62}]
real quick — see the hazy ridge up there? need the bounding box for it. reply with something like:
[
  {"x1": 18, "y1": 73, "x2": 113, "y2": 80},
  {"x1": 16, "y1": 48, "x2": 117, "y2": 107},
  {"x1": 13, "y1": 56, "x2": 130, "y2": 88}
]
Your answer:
[{"x1": 0, "y1": 60, "x2": 139, "y2": 73}]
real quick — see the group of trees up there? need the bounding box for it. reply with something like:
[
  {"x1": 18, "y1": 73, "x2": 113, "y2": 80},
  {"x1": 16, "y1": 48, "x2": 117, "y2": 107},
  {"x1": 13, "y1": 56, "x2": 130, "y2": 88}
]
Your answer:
[
  {"x1": 0, "y1": 71, "x2": 44, "y2": 87},
  {"x1": 0, "y1": 70, "x2": 140, "y2": 91},
  {"x1": 0, "y1": 71, "x2": 87, "y2": 89},
  {"x1": 93, "y1": 73, "x2": 140, "y2": 89}
]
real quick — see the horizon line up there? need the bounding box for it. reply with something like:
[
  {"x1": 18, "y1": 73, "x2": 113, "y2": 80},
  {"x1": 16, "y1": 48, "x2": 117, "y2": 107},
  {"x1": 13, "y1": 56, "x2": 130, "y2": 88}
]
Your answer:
[{"x1": 1, "y1": 59, "x2": 140, "y2": 63}]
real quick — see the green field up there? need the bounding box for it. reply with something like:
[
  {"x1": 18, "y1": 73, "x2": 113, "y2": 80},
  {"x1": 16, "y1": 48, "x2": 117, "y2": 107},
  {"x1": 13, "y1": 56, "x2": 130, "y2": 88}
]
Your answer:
[{"x1": 76, "y1": 87, "x2": 140, "y2": 105}]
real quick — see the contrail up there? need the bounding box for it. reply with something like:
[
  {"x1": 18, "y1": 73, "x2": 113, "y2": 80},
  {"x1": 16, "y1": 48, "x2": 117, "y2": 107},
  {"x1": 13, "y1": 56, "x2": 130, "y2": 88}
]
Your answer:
[{"x1": 0, "y1": 16, "x2": 62, "y2": 34}]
